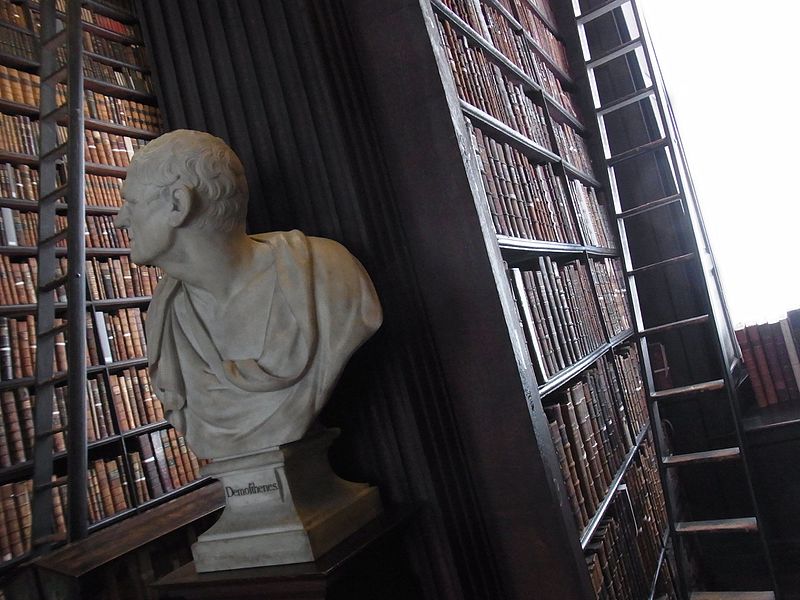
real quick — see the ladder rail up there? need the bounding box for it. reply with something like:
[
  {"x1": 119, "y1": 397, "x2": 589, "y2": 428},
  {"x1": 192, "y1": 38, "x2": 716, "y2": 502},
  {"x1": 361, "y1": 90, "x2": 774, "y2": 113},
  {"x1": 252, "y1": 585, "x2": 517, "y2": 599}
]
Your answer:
[
  {"x1": 630, "y1": 5, "x2": 779, "y2": 596},
  {"x1": 578, "y1": 1, "x2": 779, "y2": 596},
  {"x1": 65, "y1": 0, "x2": 88, "y2": 543}
]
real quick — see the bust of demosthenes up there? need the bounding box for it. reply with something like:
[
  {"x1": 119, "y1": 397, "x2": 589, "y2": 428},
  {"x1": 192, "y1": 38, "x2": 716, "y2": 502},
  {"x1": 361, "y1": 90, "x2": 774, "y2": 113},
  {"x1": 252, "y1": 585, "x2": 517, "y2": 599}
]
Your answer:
[{"x1": 115, "y1": 130, "x2": 382, "y2": 459}]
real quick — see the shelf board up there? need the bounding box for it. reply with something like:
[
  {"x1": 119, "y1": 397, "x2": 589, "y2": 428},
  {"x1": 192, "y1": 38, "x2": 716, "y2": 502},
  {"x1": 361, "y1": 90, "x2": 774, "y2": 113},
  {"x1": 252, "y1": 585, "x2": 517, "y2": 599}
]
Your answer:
[
  {"x1": 0, "y1": 97, "x2": 38, "y2": 117},
  {"x1": 85, "y1": 117, "x2": 159, "y2": 140},
  {"x1": 134, "y1": 478, "x2": 217, "y2": 515},
  {"x1": 432, "y1": 0, "x2": 542, "y2": 95},
  {"x1": 85, "y1": 77, "x2": 156, "y2": 105},
  {"x1": 461, "y1": 100, "x2": 560, "y2": 164},
  {"x1": 87, "y1": 506, "x2": 138, "y2": 533},
  {"x1": 743, "y1": 402, "x2": 800, "y2": 434},
  {"x1": 0, "y1": 548, "x2": 32, "y2": 575},
  {"x1": 0, "y1": 246, "x2": 131, "y2": 257},
  {"x1": 497, "y1": 235, "x2": 617, "y2": 261},
  {"x1": 562, "y1": 161, "x2": 601, "y2": 188},
  {"x1": 543, "y1": 91, "x2": 586, "y2": 134},
  {"x1": 580, "y1": 422, "x2": 650, "y2": 549},
  {"x1": 83, "y1": 0, "x2": 139, "y2": 25},
  {"x1": 0, "y1": 196, "x2": 122, "y2": 215},
  {"x1": 35, "y1": 481, "x2": 222, "y2": 578},
  {"x1": 82, "y1": 20, "x2": 142, "y2": 46},
  {"x1": 121, "y1": 419, "x2": 169, "y2": 439},
  {"x1": 0, "y1": 302, "x2": 67, "y2": 317},
  {"x1": 0, "y1": 458, "x2": 33, "y2": 485},
  {"x1": 91, "y1": 295, "x2": 152, "y2": 310},
  {"x1": 0, "y1": 20, "x2": 34, "y2": 37},
  {"x1": 0, "y1": 150, "x2": 38, "y2": 167},
  {"x1": 538, "y1": 329, "x2": 634, "y2": 399},
  {"x1": 104, "y1": 357, "x2": 148, "y2": 372},
  {"x1": 86, "y1": 161, "x2": 128, "y2": 178},
  {"x1": 85, "y1": 50, "x2": 149, "y2": 74},
  {"x1": 0, "y1": 51, "x2": 38, "y2": 74}
]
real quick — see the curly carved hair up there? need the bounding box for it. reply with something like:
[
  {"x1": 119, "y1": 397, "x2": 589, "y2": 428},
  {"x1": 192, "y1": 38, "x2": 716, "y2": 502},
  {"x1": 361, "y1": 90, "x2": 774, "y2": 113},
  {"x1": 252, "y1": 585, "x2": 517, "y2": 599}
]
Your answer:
[{"x1": 128, "y1": 129, "x2": 248, "y2": 232}]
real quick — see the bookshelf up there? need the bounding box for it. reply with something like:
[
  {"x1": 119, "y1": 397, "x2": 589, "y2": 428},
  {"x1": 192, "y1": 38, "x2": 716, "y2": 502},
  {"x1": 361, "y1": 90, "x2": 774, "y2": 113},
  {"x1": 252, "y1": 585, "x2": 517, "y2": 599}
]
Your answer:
[
  {"x1": 0, "y1": 0, "x2": 205, "y2": 573},
  {"x1": 333, "y1": 0, "x2": 678, "y2": 597}
]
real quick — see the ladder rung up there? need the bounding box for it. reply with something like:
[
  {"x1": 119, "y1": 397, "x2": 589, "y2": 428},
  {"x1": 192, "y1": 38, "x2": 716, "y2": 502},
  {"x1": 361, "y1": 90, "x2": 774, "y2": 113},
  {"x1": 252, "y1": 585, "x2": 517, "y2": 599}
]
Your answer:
[
  {"x1": 650, "y1": 379, "x2": 725, "y2": 400},
  {"x1": 607, "y1": 137, "x2": 669, "y2": 166},
  {"x1": 40, "y1": 184, "x2": 69, "y2": 205},
  {"x1": 675, "y1": 517, "x2": 758, "y2": 534},
  {"x1": 617, "y1": 193, "x2": 682, "y2": 219},
  {"x1": 39, "y1": 322, "x2": 67, "y2": 338},
  {"x1": 639, "y1": 314, "x2": 709, "y2": 336},
  {"x1": 576, "y1": 0, "x2": 629, "y2": 25},
  {"x1": 691, "y1": 593, "x2": 774, "y2": 600},
  {"x1": 42, "y1": 65, "x2": 68, "y2": 88},
  {"x1": 629, "y1": 253, "x2": 695, "y2": 276},
  {"x1": 597, "y1": 86, "x2": 655, "y2": 116},
  {"x1": 40, "y1": 227, "x2": 68, "y2": 247},
  {"x1": 41, "y1": 29, "x2": 67, "y2": 52},
  {"x1": 40, "y1": 274, "x2": 69, "y2": 293},
  {"x1": 662, "y1": 447, "x2": 741, "y2": 467},
  {"x1": 587, "y1": 38, "x2": 642, "y2": 70},
  {"x1": 33, "y1": 532, "x2": 67, "y2": 547},
  {"x1": 41, "y1": 142, "x2": 69, "y2": 165},
  {"x1": 40, "y1": 103, "x2": 68, "y2": 124},
  {"x1": 34, "y1": 475, "x2": 68, "y2": 492}
]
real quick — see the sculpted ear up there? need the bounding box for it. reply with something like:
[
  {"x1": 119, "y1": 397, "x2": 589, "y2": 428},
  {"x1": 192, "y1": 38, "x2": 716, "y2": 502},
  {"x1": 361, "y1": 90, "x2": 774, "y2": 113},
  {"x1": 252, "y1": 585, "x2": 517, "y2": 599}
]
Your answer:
[{"x1": 168, "y1": 185, "x2": 195, "y2": 227}]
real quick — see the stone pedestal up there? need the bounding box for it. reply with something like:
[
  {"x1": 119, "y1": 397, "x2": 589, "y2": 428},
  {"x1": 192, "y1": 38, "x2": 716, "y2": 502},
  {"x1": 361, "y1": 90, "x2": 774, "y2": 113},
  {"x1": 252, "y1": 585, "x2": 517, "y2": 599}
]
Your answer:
[{"x1": 192, "y1": 429, "x2": 381, "y2": 572}]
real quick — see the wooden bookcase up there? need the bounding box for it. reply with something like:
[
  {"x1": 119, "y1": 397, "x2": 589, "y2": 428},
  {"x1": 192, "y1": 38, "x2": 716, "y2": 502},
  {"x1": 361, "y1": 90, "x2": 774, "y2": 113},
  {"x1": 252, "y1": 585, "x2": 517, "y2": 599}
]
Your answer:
[
  {"x1": 339, "y1": 0, "x2": 678, "y2": 597},
  {"x1": 0, "y1": 0, "x2": 206, "y2": 575}
]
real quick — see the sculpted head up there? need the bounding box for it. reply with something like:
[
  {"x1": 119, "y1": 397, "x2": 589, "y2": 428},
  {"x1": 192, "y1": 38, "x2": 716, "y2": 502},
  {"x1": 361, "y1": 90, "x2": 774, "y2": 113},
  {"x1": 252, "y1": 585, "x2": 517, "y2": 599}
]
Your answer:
[{"x1": 116, "y1": 130, "x2": 249, "y2": 266}]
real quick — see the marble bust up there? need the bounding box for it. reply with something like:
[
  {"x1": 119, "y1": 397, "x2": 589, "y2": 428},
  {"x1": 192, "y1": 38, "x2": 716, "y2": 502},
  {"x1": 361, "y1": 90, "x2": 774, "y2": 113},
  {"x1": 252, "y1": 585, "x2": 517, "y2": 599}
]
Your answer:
[
  {"x1": 116, "y1": 129, "x2": 383, "y2": 459},
  {"x1": 116, "y1": 130, "x2": 384, "y2": 570}
]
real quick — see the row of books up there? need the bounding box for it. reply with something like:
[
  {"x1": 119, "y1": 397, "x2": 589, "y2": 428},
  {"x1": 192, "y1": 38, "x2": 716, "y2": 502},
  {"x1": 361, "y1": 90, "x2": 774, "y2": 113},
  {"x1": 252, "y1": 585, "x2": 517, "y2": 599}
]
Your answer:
[
  {"x1": 438, "y1": 0, "x2": 573, "y2": 97},
  {"x1": 512, "y1": 257, "x2": 606, "y2": 380},
  {"x1": 0, "y1": 64, "x2": 159, "y2": 137},
  {"x1": 571, "y1": 180, "x2": 614, "y2": 249},
  {"x1": 513, "y1": 0, "x2": 570, "y2": 75},
  {"x1": 0, "y1": 306, "x2": 147, "y2": 381},
  {"x1": 0, "y1": 2, "x2": 27, "y2": 30},
  {"x1": 57, "y1": 125, "x2": 147, "y2": 168},
  {"x1": 87, "y1": 256, "x2": 162, "y2": 301},
  {"x1": 0, "y1": 162, "x2": 124, "y2": 208},
  {"x1": 585, "y1": 442, "x2": 669, "y2": 600},
  {"x1": 110, "y1": 366, "x2": 163, "y2": 432},
  {"x1": 534, "y1": 53, "x2": 581, "y2": 120},
  {"x1": 82, "y1": 30, "x2": 147, "y2": 68},
  {"x1": 592, "y1": 258, "x2": 630, "y2": 338},
  {"x1": 544, "y1": 352, "x2": 648, "y2": 532},
  {"x1": 0, "y1": 23, "x2": 34, "y2": 63},
  {"x1": 82, "y1": 456, "x2": 134, "y2": 523},
  {"x1": 554, "y1": 120, "x2": 594, "y2": 177},
  {"x1": 0, "y1": 111, "x2": 37, "y2": 155},
  {"x1": 0, "y1": 254, "x2": 159, "y2": 307},
  {"x1": 71, "y1": 50, "x2": 154, "y2": 95},
  {"x1": 47, "y1": 0, "x2": 141, "y2": 40},
  {"x1": 0, "y1": 315, "x2": 68, "y2": 381},
  {"x1": 524, "y1": 0, "x2": 557, "y2": 29},
  {"x1": 0, "y1": 479, "x2": 30, "y2": 562},
  {"x1": 0, "y1": 209, "x2": 130, "y2": 249},
  {"x1": 0, "y1": 255, "x2": 68, "y2": 305},
  {"x1": 94, "y1": 307, "x2": 147, "y2": 365},
  {"x1": 134, "y1": 428, "x2": 205, "y2": 500},
  {"x1": 0, "y1": 364, "x2": 163, "y2": 469},
  {"x1": 437, "y1": 17, "x2": 552, "y2": 149},
  {"x1": 0, "y1": 64, "x2": 37, "y2": 107},
  {"x1": 736, "y1": 309, "x2": 800, "y2": 408},
  {"x1": 471, "y1": 121, "x2": 580, "y2": 244}
]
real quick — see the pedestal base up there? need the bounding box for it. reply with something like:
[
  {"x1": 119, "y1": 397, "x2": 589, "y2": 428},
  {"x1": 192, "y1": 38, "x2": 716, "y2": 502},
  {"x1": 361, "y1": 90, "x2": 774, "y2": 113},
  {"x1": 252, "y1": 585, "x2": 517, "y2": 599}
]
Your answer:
[{"x1": 192, "y1": 429, "x2": 381, "y2": 572}]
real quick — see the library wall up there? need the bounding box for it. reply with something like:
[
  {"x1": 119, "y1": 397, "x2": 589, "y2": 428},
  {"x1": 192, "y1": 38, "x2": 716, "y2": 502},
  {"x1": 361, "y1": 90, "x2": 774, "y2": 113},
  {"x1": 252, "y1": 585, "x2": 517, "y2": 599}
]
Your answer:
[{"x1": 137, "y1": 0, "x2": 506, "y2": 598}]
